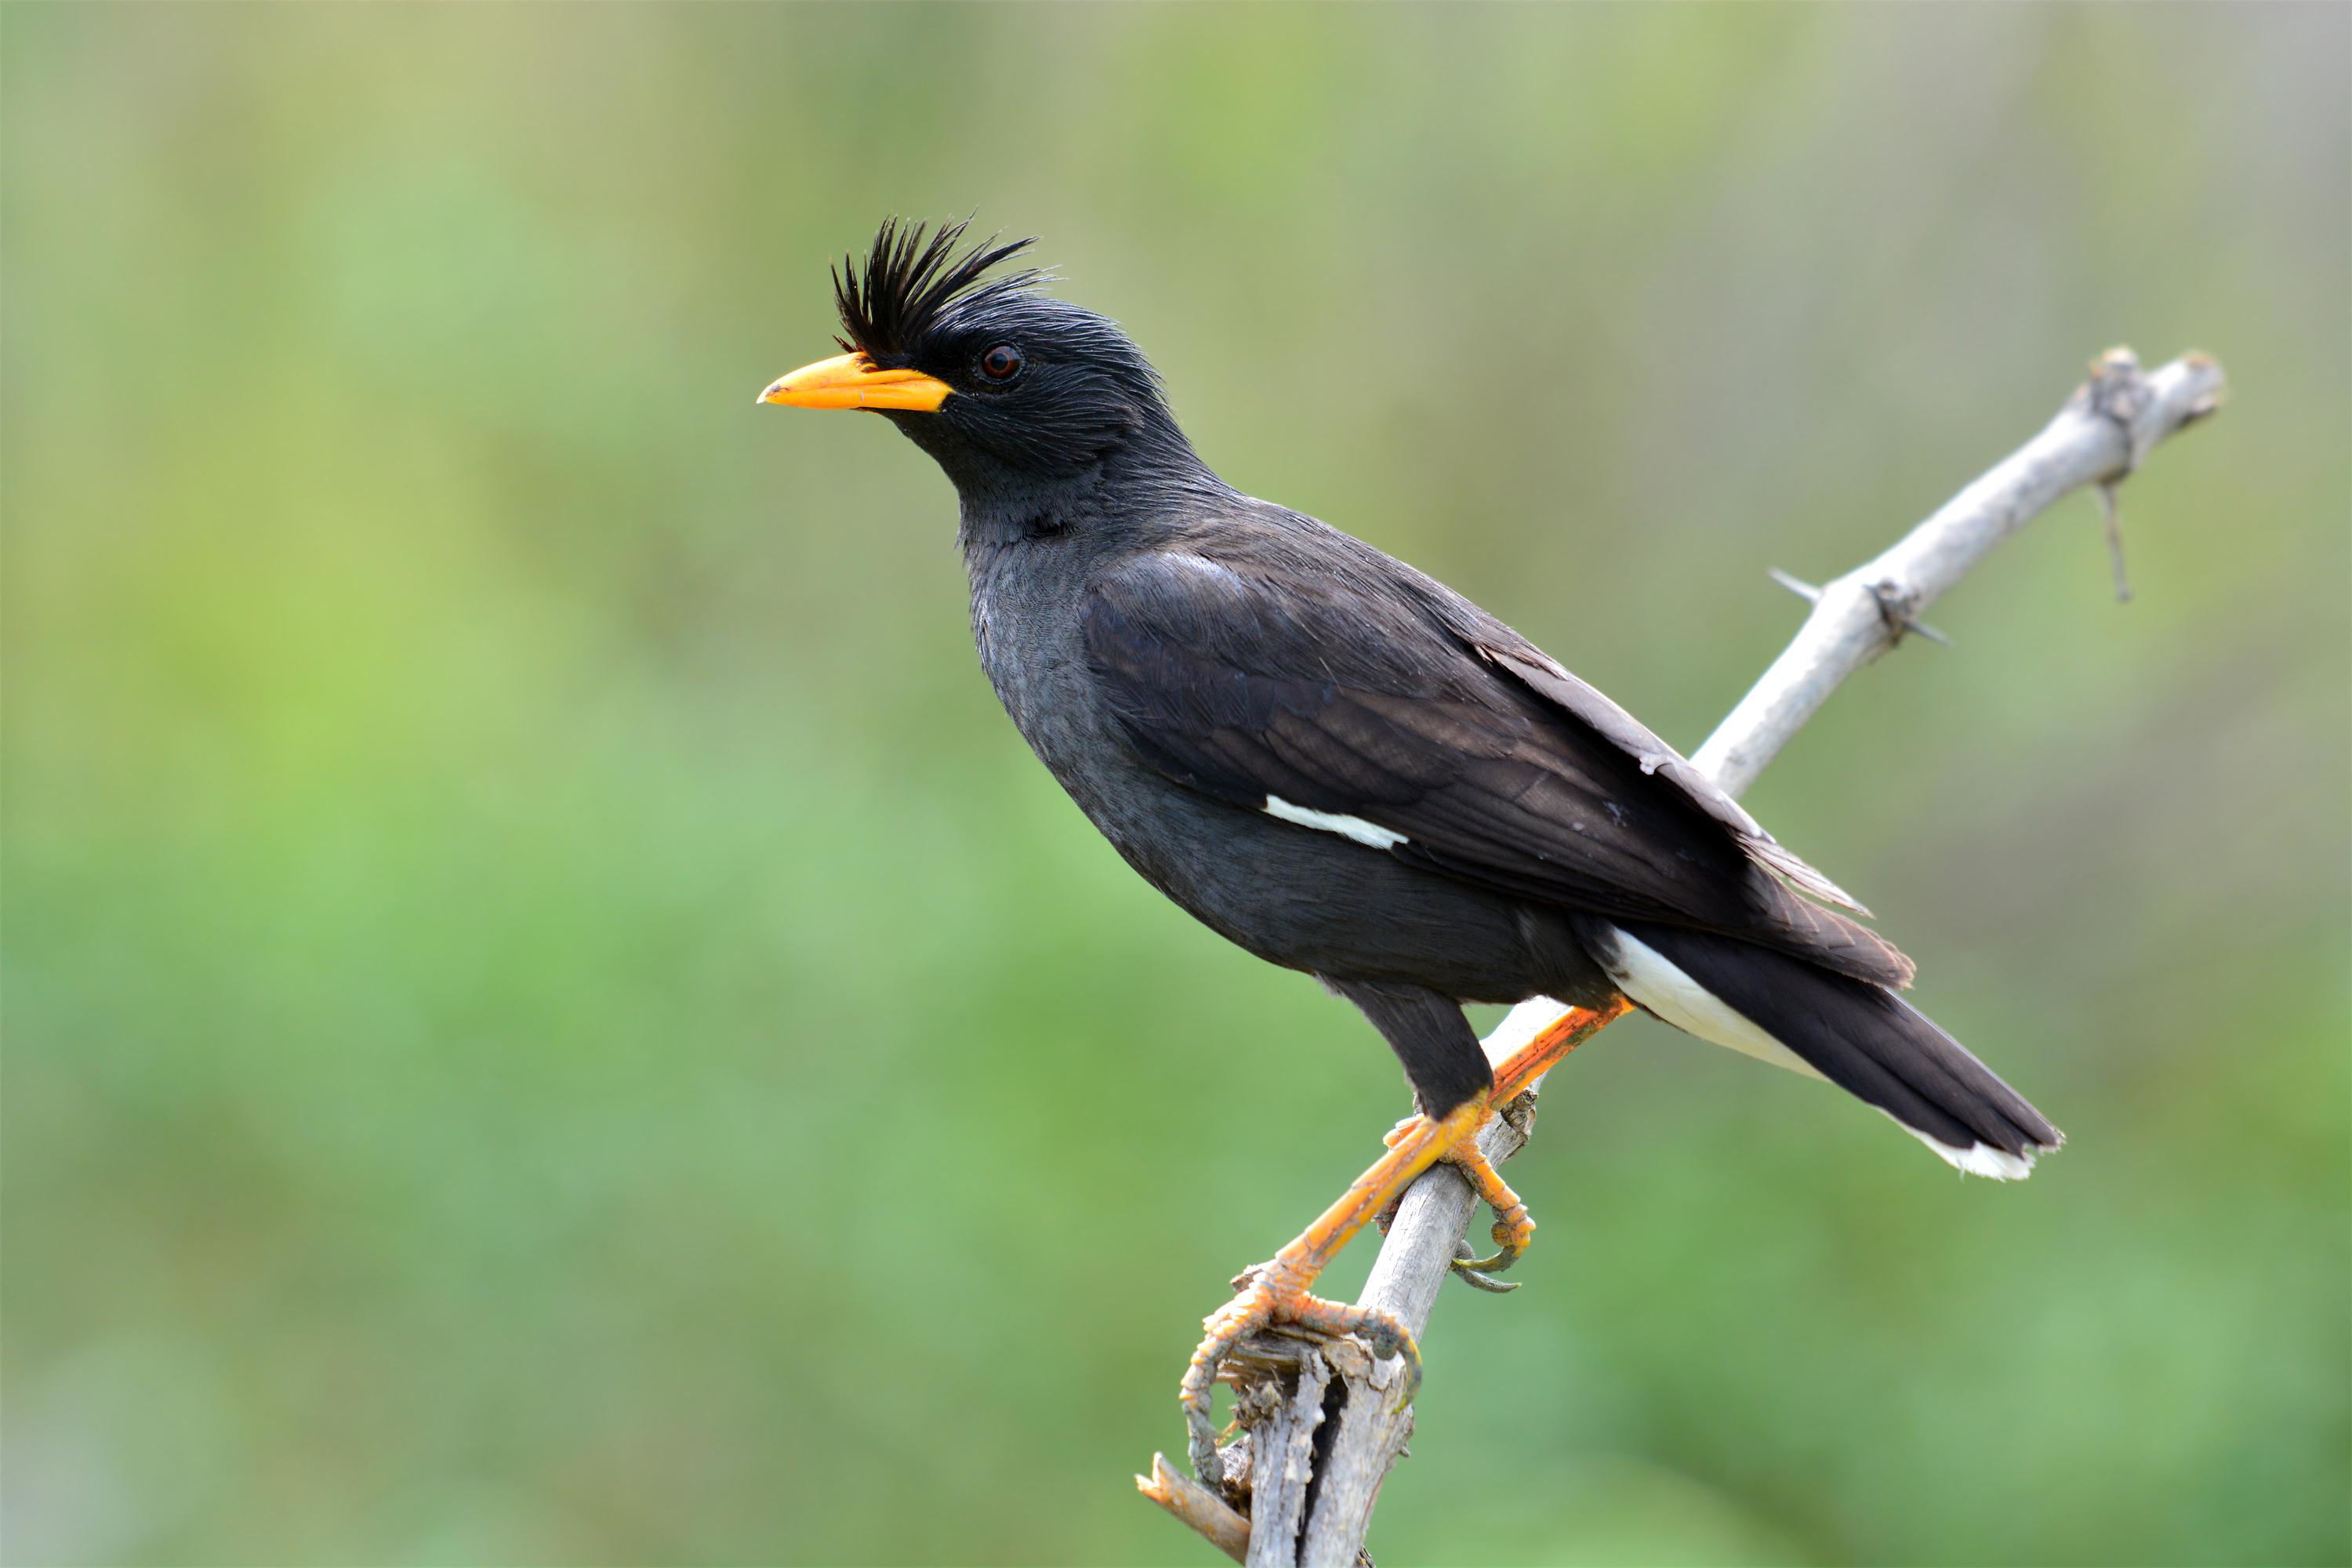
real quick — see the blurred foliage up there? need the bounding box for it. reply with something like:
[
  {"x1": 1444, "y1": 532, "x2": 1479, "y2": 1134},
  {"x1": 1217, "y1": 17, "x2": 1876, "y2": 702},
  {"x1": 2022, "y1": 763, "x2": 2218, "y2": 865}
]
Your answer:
[{"x1": 5, "y1": 5, "x2": 2347, "y2": 1566}]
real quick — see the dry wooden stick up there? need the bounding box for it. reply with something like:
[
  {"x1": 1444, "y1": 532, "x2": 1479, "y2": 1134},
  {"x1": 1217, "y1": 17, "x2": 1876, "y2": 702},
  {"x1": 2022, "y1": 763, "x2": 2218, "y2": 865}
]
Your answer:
[
  {"x1": 1142, "y1": 347, "x2": 2225, "y2": 1566},
  {"x1": 1138, "y1": 1454, "x2": 1252, "y2": 1564}
]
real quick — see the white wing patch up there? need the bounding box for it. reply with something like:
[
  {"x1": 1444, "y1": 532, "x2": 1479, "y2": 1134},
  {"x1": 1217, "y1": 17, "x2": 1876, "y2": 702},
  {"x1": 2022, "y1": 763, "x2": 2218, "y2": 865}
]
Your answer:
[{"x1": 1262, "y1": 795, "x2": 1408, "y2": 851}]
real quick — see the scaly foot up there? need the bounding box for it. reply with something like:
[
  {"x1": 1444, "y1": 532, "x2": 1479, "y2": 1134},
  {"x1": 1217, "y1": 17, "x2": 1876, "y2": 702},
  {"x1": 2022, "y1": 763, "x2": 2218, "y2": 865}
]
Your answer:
[
  {"x1": 1178, "y1": 1254, "x2": 1420, "y2": 1480},
  {"x1": 1382, "y1": 1106, "x2": 1537, "y2": 1289},
  {"x1": 1178, "y1": 1098, "x2": 1486, "y2": 1479},
  {"x1": 1178, "y1": 998, "x2": 1633, "y2": 1482}
]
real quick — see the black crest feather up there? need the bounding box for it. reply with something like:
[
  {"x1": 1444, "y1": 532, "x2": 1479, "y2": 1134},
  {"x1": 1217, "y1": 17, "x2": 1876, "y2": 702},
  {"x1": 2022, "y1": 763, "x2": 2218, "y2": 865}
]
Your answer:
[{"x1": 833, "y1": 217, "x2": 1044, "y2": 362}]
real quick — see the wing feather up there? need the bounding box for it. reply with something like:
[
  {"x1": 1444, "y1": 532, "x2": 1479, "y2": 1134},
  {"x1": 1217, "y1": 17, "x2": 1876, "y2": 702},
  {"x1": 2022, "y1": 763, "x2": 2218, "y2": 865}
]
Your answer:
[
  {"x1": 1083, "y1": 547, "x2": 1910, "y2": 987},
  {"x1": 1472, "y1": 643, "x2": 1871, "y2": 915}
]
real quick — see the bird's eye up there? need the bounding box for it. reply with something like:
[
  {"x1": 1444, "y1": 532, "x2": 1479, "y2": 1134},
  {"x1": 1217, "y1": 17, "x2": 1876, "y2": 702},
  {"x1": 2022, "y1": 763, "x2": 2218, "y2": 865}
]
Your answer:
[{"x1": 980, "y1": 345, "x2": 1023, "y2": 382}]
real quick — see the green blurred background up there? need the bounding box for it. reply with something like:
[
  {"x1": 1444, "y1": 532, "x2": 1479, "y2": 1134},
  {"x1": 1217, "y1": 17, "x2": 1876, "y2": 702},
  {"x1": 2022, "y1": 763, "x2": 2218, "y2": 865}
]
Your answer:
[{"x1": 5, "y1": 5, "x2": 2347, "y2": 1565}]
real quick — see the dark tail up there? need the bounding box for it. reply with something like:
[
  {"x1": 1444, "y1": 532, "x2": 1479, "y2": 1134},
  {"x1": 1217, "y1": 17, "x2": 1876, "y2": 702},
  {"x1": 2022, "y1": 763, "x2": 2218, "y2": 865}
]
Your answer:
[{"x1": 1588, "y1": 919, "x2": 2062, "y2": 1179}]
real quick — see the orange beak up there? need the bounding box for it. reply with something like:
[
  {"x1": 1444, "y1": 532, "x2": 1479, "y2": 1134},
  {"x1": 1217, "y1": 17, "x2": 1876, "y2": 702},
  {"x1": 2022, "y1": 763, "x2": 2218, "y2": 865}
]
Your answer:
[{"x1": 755, "y1": 351, "x2": 953, "y2": 412}]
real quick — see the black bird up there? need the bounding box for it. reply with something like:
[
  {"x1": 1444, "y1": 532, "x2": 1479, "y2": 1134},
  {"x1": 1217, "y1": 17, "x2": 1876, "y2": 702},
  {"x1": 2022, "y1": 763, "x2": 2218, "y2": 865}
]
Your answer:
[{"x1": 757, "y1": 220, "x2": 2060, "y2": 1466}]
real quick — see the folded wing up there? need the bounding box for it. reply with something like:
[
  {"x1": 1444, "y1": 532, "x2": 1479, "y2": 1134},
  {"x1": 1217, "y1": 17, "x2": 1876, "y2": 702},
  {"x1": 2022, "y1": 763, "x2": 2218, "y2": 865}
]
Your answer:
[{"x1": 1083, "y1": 544, "x2": 1912, "y2": 989}]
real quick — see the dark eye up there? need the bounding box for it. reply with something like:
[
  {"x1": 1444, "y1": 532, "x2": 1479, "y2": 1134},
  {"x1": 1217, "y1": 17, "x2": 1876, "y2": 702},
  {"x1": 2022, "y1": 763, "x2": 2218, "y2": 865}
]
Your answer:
[{"x1": 979, "y1": 344, "x2": 1023, "y2": 382}]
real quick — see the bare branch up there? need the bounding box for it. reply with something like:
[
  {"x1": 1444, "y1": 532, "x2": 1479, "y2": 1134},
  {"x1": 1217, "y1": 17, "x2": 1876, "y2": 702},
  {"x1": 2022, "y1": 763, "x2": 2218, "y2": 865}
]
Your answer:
[
  {"x1": 1138, "y1": 1454, "x2": 1251, "y2": 1564},
  {"x1": 1150, "y1": 347, "x2": 2224, "y2": 1565},
  {"x1": 1692, "y1": 348, "x2": 2222, "y2": 797}
]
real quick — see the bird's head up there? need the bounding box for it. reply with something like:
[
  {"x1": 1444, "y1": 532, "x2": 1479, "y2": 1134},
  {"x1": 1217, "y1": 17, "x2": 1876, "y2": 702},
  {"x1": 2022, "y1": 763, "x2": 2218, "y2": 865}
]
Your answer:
[{"x1": 757, "y1": 218, "x2": 1186, "y2": 498}]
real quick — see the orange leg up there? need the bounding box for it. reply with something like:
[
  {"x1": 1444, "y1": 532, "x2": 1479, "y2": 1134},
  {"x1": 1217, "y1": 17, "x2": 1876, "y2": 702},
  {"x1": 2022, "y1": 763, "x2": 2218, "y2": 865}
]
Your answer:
[
  {"x1": 1385, "y1": 1120, "x2": 1536, "y2": 1288},
  {"x1": 1490, "y1": 995, "x2": 1632, "y2": 1100},
  {"x1": 1443, "y1": 993, "x2": 1636, "y2": 1285},
  {"x1": 1180, "y1": 996, "x2": 1632, "y2": 1479},
  {"x1": 1376, "y1": 1110, "x2": 1533, "y2": 1289}
]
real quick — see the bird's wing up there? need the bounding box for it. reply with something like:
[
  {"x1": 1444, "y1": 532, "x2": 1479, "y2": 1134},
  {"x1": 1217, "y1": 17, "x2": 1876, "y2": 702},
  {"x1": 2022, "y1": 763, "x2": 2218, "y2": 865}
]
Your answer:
[
  {"x1": 1082, "y1": 547, "x2": 1911, "y2": 987},
  {"x1": 1454, "y1": 634, "x2": 1869, "y2": 915}
]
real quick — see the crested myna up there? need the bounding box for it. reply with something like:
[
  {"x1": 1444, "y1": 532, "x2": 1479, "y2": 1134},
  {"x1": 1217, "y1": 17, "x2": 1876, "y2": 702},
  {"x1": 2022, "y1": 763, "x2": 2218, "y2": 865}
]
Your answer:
[{"x1": 757, "y1": 220, "x2": 2060, "y2": 1468}]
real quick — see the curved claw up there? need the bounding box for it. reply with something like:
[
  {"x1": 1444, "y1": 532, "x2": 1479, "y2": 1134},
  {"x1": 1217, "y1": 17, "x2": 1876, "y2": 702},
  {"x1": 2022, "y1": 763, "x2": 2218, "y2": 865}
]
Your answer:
[
  {"x1": 1383, "y1": 1109, "x2": 1542, "y2": 1293},
  {"x1": 1452, "y1": 1258, "x2": 1523, "y2": 1293},
  {"x1": 1458, "y1": 1204, "x2": 1534, "y2": 1271},
  {"x1": 1439, "y1": 1145, "x2": 1538, "y2": 1294},
  {"x1": 1181, "y1": 1368, "x2": 1225, "y2": 1483},
  {"x1": 1454, "y1": 1268, "x2": 1521, "y2": 1294}
]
